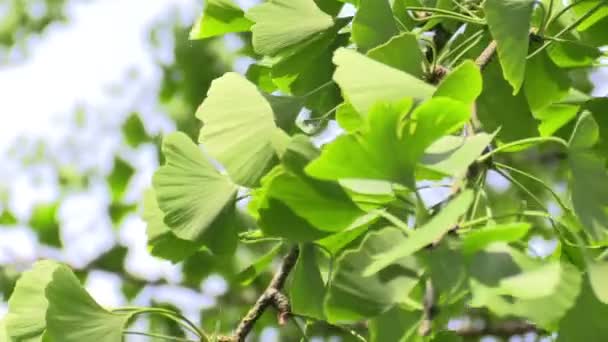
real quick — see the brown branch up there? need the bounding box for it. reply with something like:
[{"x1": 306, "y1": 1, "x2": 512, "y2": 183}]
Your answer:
[
  {"x1": 475, "y1": 40, "x2": 497, "y2": 70},
  {"x1": 221, "y1": 246, "x2": 299, "y2": 342},
  {"x1": 454, "y1": 320, "x2": 540, "y2": 337}
]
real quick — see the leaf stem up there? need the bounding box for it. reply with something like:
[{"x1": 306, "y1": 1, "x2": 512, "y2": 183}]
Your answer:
[
  {"x1": 477, "y1": 136, "x2": 569, "y2": 162},
  {"x1": 123, "y1": 331, "x2": 198, "y2": 342},
  {"x1": 459, "y1": 210, "x2": 552, "y2": 229},
  {"x1": 493, "y1": 162, "x2": 570, "y2": 212}
]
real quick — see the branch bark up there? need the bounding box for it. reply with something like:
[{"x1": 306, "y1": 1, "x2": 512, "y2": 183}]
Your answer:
[
  {"x1": 222, "y1": 246, "x2": 300, "y2": 342},
  {"x1": 454, "y1": 320, "x2": 540, "y2": 337}
]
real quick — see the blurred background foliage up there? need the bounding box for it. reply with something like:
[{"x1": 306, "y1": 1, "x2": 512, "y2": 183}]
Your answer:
[
  {"x1": 0, "y1": 0, "x2": 353, "y2": 340},
  {"x1": 0, "y1": 0, "x2": 606, "y2": 341}
]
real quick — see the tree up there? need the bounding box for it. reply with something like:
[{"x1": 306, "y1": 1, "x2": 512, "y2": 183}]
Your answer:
[{"x1": 3, "y1": 0, "x2": 608, "y2": 341}]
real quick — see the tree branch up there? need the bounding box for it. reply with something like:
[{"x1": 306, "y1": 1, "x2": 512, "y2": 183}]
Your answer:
[
  {"x1": 222, "y1": 246, "x2": 300, "y2": 342},
  {"x1": 475, "y1": 40, "x2": 497, "y2": 70},
  {"x1": 453, "y1": 319, "x2": 540, "y2": 337}
]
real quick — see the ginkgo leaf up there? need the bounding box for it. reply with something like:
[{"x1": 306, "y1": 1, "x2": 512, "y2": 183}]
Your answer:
[
  {"x1": 6, "y1": 260, "x2": 61, "y2": 341},
  {"x1": 366, "y1": 32, "x2": 424, "y2": 77},
  {"x1": 524, "y1": 48, "x2": 571, "y2": 112},
  {"x1": 470, "y1": 261, "x2": 581, "y2": 328},
  {"x1": 461, "y1": 223, "x2": 531, "y2": 255},
  {"x1": 290, "y1": 243, "x2": 326, "y2": 319},
  {"x1": 352, "y1": 0, "x2": 398, "y2": 51},
  {"x1": 568, "y1": 113, "x2": 608, "y2": 243},
  {"x1": 246, "y1": 0, "x2": 334, "y2": 55},
  {"x1": 588, "y1": 261, "x2": 608, "y2": 304},
  {"x1": 332, "y1": 48, "x2": 435, "y2": 115},
  {"x1": 419, "y1": 133, "x2": 495, "y2": 180},
  {"x1": 45, "y1": 265, "x2": 132, "y2": 342},
  {"x1": 265, "y1": 167, "x2": 364, "y2": 232},
  {"x1": 324, "y1": 227, "x2": 421, "y2": 322},
  {"x1": 434, "y1": 60, "x2": 482, "y2": 104},
  {"x1": 558, "y1": 280, "x2": 608, "y2": 341},
  {"x1": 364, "y1": 190, "x2": 474, "y2": 275},
  {"x1": 484, "y1": 0, "x2": 534, "y2": 94},
  {"x1": 153, "y1": 132, "x2": 237, "y2": 241},
  {"x1": 197, "y1": 72, "x2": 284, "y2": 187},
  {"x1": 189, "y1": 0, "x2": 252, "y2": 39},
  {"x1": 142, "y1": 189, "x2": 200, "y2": 262},
  {"x1": 306, "y1": 97, "x2": 470, "y2": 188}
]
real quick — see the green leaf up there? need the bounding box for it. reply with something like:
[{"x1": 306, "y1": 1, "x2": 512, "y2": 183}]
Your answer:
[
  {"x1": 573, "y1": 0, "x2": 608, "y2": 31},
  {"x1": 434, "y1": 60, "x2": 482, "y2": 105},
  {"x1": 589, "y1": 261, "x2": 608, "y2": 304},
  {"x1": 264, "y1": 94, "x2": 304, "y2": 133},
  {"x1": 367, "y1": 32, "x2": 424, "y2": 77},
  {"x1": 280, "y1": 134, "x2": 320, "y2": 175},
  {"x1": 122, "y1": 113, "x2": 149, "y2": 148},
  {"x1": 364, "y1": 190, "x2": 473, "y2": 275},
  {"x1": 197, "y1": 72, "x2": 283, "y2": 187},
  {"x1": 461, "y1": 223, "x2": 532, "y2": 255},
  {"x1": 107, "y1": 157, "x2": 134, "y2": 202},
  {"x1": 190, "y1": 0, "x2": 253, "y2": 39},
  {"x1": 246, "y1": 0, "x2": 334, "y2": 55},
  {"x1": 483, "y1": 0, "x2": 534, "y2": 94},
  {"x1": 352, "y1": 0, "x2": 398, "y2": 51},
  {"x1": 0, "y1": 320, "x2": 10, "y2": 342},
  {"x1": 6, "y1": 260, "x2": 61, "y2": 341},
  {"x1": 524, "y1": 49, "x2": 571, "y2": 112},
  {"x1": 470, "y1": 261, "x2": 581, "y2": 327},
  {"x1": 335, "y1": 102, "x2": 364, "y2": 133},
  {"x1": 419, "y1": 133, "x2": 495, "y2": 179},
  {"x1": 476, "y1": 60, "x2": 539, "y2": 142},
  {"x1": 142, "y1": 189, "x2": 199, "y2": 262},
  {"x1": 290, "y1": 244, "x2": 326, "y2": 319},
  {"x1": 535, "y1": 104, "x2": 579, "y2": 137},
  {"x1": 324, "y1": 227, "x2": 421, "y2": 322},
  {"x1": 236, "y1": 243, "x2": 283, "y2": 286},
  {"x1": 258, "y1": 199, "x2": 330, "y2": 242},
  {"x1": 0, "y1": 209, "x2": 17, "y2": 225},
  {"x1": 45, "y1": 265, "x2": 132, "y2": 342},
  {"x1": 265, "y1": 167, "x2": 364, "y2": 232},
  {"x1": 369, "y1": 306, "x2": 421, "y2": 342},
  {"x1": 332, "y1": 48, "x2": 435, "y2": 115},
  {"x1": 307, "y1": 97, "x2": 471, "y2": 188},
  {"x1": 557, "y1": 280, "x2": 608, "y2": 341},
  {"x1": 153, "y1": 132, "x2": 237, "y2": 241},
  {"x1": 29, "y1": 202, "x2": 61, "y2": 247},
  {"x1": 569, "y1": 113, "x2": 608, "y2": 242},
  {"x1": 547, "y1": 41, "x2": 601, "y2": 68}
]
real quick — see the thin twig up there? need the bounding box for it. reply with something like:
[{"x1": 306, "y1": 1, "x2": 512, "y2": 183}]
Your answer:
[
  {"x1": 228, "y1": 246, "x2": 300, "y2": 342},
  {"x1": 474, "y1": 40, "x2": 497, "y2": 70},
  {"x1": 453, "y1": 320, "x2": 540, "y2": 337}
]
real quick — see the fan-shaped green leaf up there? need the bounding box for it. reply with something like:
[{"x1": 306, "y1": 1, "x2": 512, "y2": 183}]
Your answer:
[
  {"x1": 569, "y1": 113, "x2": 608, "y2": 242},
  {"x1": 558, "y1": 280, "x2": 608, "y2": 341},
  {"x1": 197, "y1": 72, "x2": 284, "y2": 187},
  {"x1": 142, "y1": 189, "x2": 199, "y2": 262},
  {"x1": 524, "y1": 49, "x2": 571, "y2": 112},
  {"x1": 324, "y1": 227, "x2": 421, "y2": 322},
  {"x1": 6, "y1": 260, "x2": 61, "y2": 341},
  {"x1": 461, "y1": 223, "x2": 531, "y2": 255},
  {"x1": 290, "y1": 244, "x2": 326, "y2": 319},
  {"x1": 367, "y1": 32, "x2": 424, "y2": 77},
  {"x1": 307, "y1": 97, "x2": 470, "y2": 188},
  {"x1": 434, "y1": 60, "x2": 482, "y2": 104},
  {"x1": 419, "y1": 133, "x2": 495, "y2": 180},
  {"x1": 589, "y1": 261, "x2": 608, "y2": 304},
  {"x1": 190, "y1": 0, "x2": 253, "y2": 39},
  {"x1": 364, "y1": 190, "x2": 474, "y2": 275},
  {"x1": 153, "y1": 132, "x2": 237, "y2": 241},
  {"x1": 352, "y1": 0, "x2": 398, "y2": 51},
  {"x1": 332, "y1": 48, "x2": 435, "y2": 115},
  {"x1": 470, "y1": 261, "x2": 581, "y2": 328},
  {"x1": 45, "y1": 265, "x2": 132, "y2": 342},
  {"x1": 246, "y1": 0, "x2": 334, "y2": 55},
  {"x1": 483, "y1": 0, "x2": 534, "y2": 94}
]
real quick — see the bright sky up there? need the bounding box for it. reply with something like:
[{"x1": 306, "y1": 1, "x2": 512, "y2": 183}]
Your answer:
[{"x1": 0, "y1": 0, "x2": 195, "y2": 148}]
